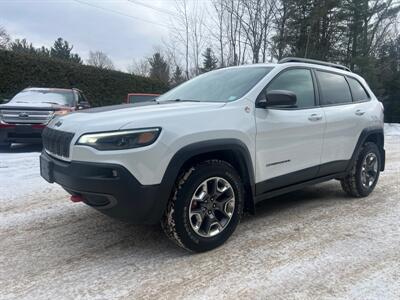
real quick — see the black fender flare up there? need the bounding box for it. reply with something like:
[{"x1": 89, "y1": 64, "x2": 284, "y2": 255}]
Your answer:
[
  {"x1": 347, "y1": 127, "x2": 385, "y2": 173},
  {"x1": 158, "y1": 139, "x2": 256, "y2": 215}
]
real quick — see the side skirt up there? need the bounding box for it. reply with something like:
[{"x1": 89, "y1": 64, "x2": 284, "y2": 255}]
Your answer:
[{"x1": 254, "y1": 172, "x2": 347, "y2": 203}]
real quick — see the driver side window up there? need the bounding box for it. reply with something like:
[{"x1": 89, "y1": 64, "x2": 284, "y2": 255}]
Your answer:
[{"x1": 266, "y1": 69, "x2": 315, "y2": 109}]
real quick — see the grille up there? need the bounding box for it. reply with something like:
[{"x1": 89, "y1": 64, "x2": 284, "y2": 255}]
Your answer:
[
  {"x1": 42, "y1": 127, "x2": 74, "y2": 158},
  {"x1": 0, "y1": 110, "x2": 53, "y2": 124}
]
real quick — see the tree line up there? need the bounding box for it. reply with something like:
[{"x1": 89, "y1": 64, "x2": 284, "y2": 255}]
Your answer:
[
  {"x1": 0, "y1": 32, "x2": 116, "y2": 70},
  {"x1": 0, "y1": 0, "x2": 399, "y2": 121},
  {"x1": 129, "y1": 0, "x2": 400, "y2": 121}
]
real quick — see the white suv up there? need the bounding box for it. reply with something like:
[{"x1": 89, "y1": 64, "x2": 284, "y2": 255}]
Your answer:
[{"x1": 40, "y1": 58, "x2": 385, "y2": 252}]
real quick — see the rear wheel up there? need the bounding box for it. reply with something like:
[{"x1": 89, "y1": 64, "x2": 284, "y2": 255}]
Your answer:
[
  {"x1": 162, "y1": 160, "x2": 244, "y2": 252},
  {"x1": 341, "y1": 142, "x2": 381, "y2": 197}
]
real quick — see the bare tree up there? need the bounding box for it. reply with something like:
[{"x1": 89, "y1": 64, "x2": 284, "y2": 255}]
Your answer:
[
  {"x1": 211, "y1": 0, "x2": 226, "y2": 67},
  {"x1": 237, "y1": 0, "x2": 276, "y2": 63},
  {"x1": 173, "y1": 0, "x2": 191, "y2": 79},
  {"x1": 0, "y1": 26, "x2": 11, "y2": 49},
  {"x1": 86, "y1": 51, "x2": 114, "y2": 70},
  {"x1": 190, "y1": 0, "x2": 206, "y2": 75},
  {"x1": 127, "y1": 58, "x2": 150, "y2": 76}
]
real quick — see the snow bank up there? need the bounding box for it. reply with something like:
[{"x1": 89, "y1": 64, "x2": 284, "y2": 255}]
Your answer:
[{"x1": 384, "y1": 123, "x2": 400, "y2": 136}]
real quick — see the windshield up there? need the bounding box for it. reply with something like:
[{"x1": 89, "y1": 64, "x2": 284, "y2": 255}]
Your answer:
[
  {"x1": 157, "y1": 67, "x2": 273, "y2": 102},
  {"x1": 10, "y1": 89, "x2": 75, "y2": 106}
]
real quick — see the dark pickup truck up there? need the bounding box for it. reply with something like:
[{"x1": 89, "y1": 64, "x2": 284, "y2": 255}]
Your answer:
[{"x1": 0, "y1": 87, "x2": 90, "y2": 149}]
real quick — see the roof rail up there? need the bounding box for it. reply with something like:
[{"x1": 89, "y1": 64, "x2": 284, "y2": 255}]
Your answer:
[{"x1": 278, "y1": 57, "x2": 351, "y2": 72}]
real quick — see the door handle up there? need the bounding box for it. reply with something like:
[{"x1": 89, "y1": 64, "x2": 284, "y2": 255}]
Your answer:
[
  {"x1": 308, "y1": 114, "x2": 323, "y2": 121},
  {"x1": 355, "y1": 109, "x2": 365, "y2": 116}
]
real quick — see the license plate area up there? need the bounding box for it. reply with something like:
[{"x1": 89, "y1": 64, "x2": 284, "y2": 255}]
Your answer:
[
  {"x1": 40, "y1": 155, "x2": 54, "y2": 183},
  {"x1": 15, "y1": 125, "x2": 33, "y2": 134}
]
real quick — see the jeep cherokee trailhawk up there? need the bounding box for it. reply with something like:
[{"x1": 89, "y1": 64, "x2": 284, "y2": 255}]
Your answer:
[{"x1": 40, "y1": 58, "x2": 385, "y2": 252}]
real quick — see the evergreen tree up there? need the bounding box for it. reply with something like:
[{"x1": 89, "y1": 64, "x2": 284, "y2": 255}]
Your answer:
[
  {"x1": 171, "y1": 66, "x2": 185, "y2": 86},
  {"x1": 9, "y1": 39, "x2": 37, "y2": 55},
  {"x1": 201, "y1": 48, "x2": 218, "y2": 72},
  {"x1": 148, "y1": 52, "x2": 170, "y2": 84},
  {"x1": 50, "y1": 37, "x2": 82, "y2": 63}
]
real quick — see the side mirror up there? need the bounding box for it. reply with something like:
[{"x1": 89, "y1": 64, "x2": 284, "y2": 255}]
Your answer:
[
  {"x1": 2, "y1": 99, "x2": 10, "y2": 104},
  {"x1": 77, "y1": 101, "x2": 90, "y2": 110},
  {"x1": 257, "y1": 90, "x2": 297, "y2": 108}
]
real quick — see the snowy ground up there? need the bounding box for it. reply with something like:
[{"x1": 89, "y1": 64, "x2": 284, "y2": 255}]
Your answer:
[{"x1": 0, "y1": 125, "x2": 399, "y2": 299}]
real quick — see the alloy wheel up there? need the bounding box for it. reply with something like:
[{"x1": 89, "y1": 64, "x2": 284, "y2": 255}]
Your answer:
[{"x1": 188, "y1": 177, "x2": 235, "y2": 238}]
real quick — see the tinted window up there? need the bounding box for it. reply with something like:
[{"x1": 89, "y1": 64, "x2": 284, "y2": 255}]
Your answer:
[
  {"x1": 157, "y1": 67, "x2": 273, "y2": 102},
  {"x1": 266, "y1": 69, "x2": 315, "y2": 108},
  {"x1": 316, "y1": 71, "x2": 352, "y2": 105},
  {"x1": 129, "y1": 95, "x2": 158, "y2": 103},
  {"x1": 347, "y1": 77, "x2": 369, "y2": 101}
]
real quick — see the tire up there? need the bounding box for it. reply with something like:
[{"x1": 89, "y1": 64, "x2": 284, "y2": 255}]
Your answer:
[
  {"x1": 341, "y1": 142, "x2": 381, "y2": 197},
  {"x1": 161, "y1": 159, "x2": 244, "y2": 252}
]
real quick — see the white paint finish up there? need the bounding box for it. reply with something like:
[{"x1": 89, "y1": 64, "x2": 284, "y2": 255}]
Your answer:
[
  {"x1": 62, "y1": 100, "x2": 256, "y2": 185},
  {"x1": 0, "y1": 134, "x2": 399, "y2": 300},
  {"x1": 44, "y1": 62, "x2": 384, "y2": 186},
  {"x1": 321, "y1": 99, "x2": 383, "y2": 164},
  {"x1": 255, "y1": 107, "x2": 325, "y2": 181}
]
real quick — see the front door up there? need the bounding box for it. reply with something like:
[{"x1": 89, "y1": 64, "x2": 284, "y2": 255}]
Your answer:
[{"x1": 255, "y1": 68, "x2": 325, "y2": 194}]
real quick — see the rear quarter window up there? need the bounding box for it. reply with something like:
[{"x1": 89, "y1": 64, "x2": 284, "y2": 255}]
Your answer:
[
  {"x1": 316, "y1": 71, "x2": 352, "y2": 105},
  {"x1": 347, "y1": 77, "x2": 369, "y2": 101}
]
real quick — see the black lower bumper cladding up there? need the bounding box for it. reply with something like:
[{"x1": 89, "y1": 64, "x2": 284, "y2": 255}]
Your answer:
[
  {"x1": 40, "y1": 151, "x2": 166, "y2": 224},
  {"x1": 0, "y1": 124, "x2": 44, "y2": 144}
]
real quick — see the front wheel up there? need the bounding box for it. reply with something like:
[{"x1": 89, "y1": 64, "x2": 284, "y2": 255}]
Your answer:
[
  {"x1": 162, "y1": 160, "x2": 244, "y2": 252},
  {"x1": 341, "y1": 142, "x2": 381, "y2": 197}
]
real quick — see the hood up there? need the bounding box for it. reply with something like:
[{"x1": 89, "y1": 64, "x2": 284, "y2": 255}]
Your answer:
[
  {"x1": 0, "y1": 101, "x2": 68, "y2": 111},
  {"x1": 47, "y1": 101, "x2": 226, "y2": 133}
]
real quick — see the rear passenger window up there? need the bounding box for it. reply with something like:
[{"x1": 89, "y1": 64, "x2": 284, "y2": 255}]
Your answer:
[
  {"x1": 266, "y1": 69, "x2": 315, "y2": 108},
  {"x1": 316, "y1": 71, "x2": 352, "y2": 105},
  {"x1": 347, "y1": 77, "x2": 369, "y2": 101}
]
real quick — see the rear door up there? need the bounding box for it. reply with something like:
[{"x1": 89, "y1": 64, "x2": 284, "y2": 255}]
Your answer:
[
  {"x1": 255, "y1": 68, "x2": 325, "y2": 194},
  {"x1": 316, "y1": 70, "x2": 366, "y2": 175}
]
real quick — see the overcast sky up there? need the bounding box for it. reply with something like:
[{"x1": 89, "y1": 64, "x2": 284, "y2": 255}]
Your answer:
[{"x1": 0, "y1": 0, "x2": 182, "y2": 71}]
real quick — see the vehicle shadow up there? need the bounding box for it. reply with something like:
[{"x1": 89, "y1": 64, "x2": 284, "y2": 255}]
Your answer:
[
  {"x1": 44, "y1": 182, "x2": 345, "y2": 261},
  {"x1": 243, "y1": 181, "x2": 346, "y2": 223},
  {"x1": 0, "y1": 143, "x2": 43, "y2": 153}
]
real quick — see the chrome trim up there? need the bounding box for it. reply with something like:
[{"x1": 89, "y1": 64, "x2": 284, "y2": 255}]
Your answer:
[
  {"x1": 44, "y1": 149, "x2": 71, "y2": 162},
  {"x1": 0, "y1": 110, "x2": 54, "y2": 124}
]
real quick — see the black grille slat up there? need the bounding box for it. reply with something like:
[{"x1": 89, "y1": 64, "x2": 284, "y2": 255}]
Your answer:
[{"x1": 42, "y1": 127, "x2": 74, "y2": 158}]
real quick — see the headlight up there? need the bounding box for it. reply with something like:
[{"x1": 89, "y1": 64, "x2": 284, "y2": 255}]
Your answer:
[
  {"x1": 54, "y1": 109, "x2": 71, "y2": 116},
  {"x1": 76, "y1": 128, "x2": 161, "y2": 150}
]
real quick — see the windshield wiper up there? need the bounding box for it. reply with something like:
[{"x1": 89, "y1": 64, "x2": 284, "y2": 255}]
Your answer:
[
  {"x1": 162, "y1": 99, "x2": 201, "y2": 103},
  {"x1": 41, "y1": 101, "x2": 61, "y2": 105}
]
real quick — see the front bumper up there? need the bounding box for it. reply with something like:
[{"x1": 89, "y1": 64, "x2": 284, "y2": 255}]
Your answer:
[
  {"x1": 0, "y1": 124, "x2": 45, "y2": 144},
  {"x1": 40, "y1": 151, "x2": 167, "y2": 224}
]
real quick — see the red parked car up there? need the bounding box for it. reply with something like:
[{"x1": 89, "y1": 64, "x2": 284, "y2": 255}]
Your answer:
[
  {"x1": 126, "y1": 93, "x2": 160, "y2": 104},
  {"x1": 0, "y1": 87, "x2": 90, "y2": 149}
]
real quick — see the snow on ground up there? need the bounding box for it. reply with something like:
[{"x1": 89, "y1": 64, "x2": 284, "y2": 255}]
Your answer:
[
  {"x1": 385, "y1": 123, "x2": 400, "y2": 136},
  {"x1": 0, "y1": 126, "x2": 399, "y2": 299}
]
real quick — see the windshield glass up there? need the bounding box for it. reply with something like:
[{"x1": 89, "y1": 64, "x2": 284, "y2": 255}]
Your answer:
[
  {"x1": 157, "y1": 67, "x2": 273, "y2": 102},
  {"x1": 10, "y1": 89, "x2": 75, "y2": 106}
]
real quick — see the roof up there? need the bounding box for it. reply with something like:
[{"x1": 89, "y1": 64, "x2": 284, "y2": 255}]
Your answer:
[
  {"x1": 23, "y1": 87, "x2": 75, "y2": 92},
  {"x1": 278, "y1": 57, "x2": 351, "y2": 72}
]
